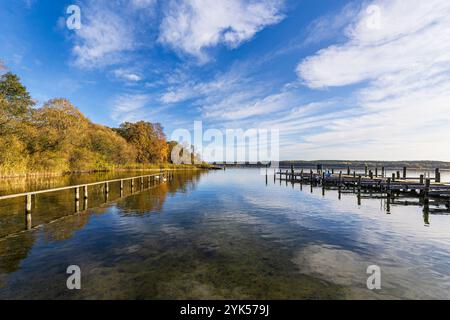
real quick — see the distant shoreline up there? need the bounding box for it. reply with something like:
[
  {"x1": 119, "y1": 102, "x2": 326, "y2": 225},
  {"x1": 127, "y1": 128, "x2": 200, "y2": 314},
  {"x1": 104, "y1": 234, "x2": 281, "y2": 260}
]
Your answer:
[{"x1": 211, "y1": 161, "x2": 450, "y2": 170}]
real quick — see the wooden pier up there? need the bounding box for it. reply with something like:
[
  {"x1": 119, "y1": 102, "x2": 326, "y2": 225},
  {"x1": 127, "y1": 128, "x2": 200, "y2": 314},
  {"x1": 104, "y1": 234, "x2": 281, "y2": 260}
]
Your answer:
[
  {"x1": 0, "y1": 171, "x2": 173, "y2": 232},
  {"x1": 274, "y1": 166, "x2": 450, "y2": 207}
]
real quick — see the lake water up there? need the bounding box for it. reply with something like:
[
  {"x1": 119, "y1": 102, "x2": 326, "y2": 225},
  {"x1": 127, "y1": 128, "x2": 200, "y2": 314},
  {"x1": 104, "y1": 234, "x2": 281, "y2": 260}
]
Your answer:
[{"x1": 0, "y1": 168, "x2": 449, "y2": 299}]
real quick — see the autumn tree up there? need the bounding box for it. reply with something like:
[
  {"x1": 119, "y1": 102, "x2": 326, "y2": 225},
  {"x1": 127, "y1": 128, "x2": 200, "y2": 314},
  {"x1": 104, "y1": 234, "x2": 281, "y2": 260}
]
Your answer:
[{"x1": 116, "y1": 121, "x2": 168, "y2": 164}]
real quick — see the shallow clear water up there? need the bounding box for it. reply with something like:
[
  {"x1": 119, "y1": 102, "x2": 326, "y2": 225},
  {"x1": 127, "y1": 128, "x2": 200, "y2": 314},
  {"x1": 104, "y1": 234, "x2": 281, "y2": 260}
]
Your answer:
[{"x1": 0, "y1": 169, "x2": 449, "y2": 299}]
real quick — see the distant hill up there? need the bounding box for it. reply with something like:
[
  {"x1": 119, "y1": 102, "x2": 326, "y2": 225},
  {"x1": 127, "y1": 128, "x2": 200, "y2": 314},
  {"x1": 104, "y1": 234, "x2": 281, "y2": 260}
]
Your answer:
[{"x1": 280, "y1": 160, "x2": 450, "y2": 170}]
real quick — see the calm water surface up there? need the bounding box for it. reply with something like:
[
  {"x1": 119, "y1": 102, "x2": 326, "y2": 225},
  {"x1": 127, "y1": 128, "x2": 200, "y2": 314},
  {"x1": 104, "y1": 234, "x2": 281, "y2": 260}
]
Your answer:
[{"x1": 0, "y1": 169, "x2": 449, "y2": 299}]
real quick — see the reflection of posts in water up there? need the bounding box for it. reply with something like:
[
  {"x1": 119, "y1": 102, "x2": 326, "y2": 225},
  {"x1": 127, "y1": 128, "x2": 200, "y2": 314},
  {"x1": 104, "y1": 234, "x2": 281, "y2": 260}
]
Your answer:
[
  {"x1": 386, "y1": 196, "x2": 391, "y2": 214},
  {"x1": 84, "y1": 198, "x2": 88, "y2": 211},
  {"x1": 423, "y1": 202, "x2": 430, "y2": 226},
  {"x1": 322, "y1": 186, "x2": 325, "y2": 196},
  {"x1": 338, "y1": 186, "x2": 341, "y2": 200},
  {"x1": 120, "y1": 180, "x2": 124, "y2": 197},
  {"x1": 424, "y1": 178, "x2": 430, "y2": 205},
  {"x1": 131, "y1": 179, "x2": 135, "y2": 194},
  {"x1": 25, "y1": 194, "x2": 32, "y2": 230}
]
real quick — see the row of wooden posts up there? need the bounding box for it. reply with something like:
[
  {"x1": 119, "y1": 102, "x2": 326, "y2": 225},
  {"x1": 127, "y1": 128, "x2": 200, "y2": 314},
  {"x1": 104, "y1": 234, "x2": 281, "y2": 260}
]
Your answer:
[
  {"x1": 273, "y1": 166, "x2": 448, "y2": 204},
  {"x1": 0, "y1": 171, "x2": 173, "y2": 231}
]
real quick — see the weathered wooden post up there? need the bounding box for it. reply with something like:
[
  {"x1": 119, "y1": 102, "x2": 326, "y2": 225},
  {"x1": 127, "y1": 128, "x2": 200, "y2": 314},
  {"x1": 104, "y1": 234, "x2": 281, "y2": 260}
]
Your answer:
[
  {"x1": 420, "y1": 174, "x2": 424, "y2": 185},
  {"x1": 435, "y1": 168, "x2": 441, "y2": 183},
  {"x1": 140, "y1": 177, "x2": 144, "y2": 189},
  {"x1": 365, "y1": 166, "x2": 368, "y2": 177},
  {"x1": 331, "y1": 168, "x2": 335, "y2": 175},
  {"x1": 347, "y1": 166, "x2": 351, "y2": 175},
  {"x1": 104, "y1": 182, "x2": 109, "y2": 202},
  {"x1": 339, "y1": 171, "x2": 342, "y2": 184},
  {"x1": 381, "y1": 167, "x2": 385, "y2": 177},
  {"x1": 375, "y1": 167, "x2": 378, "y2": 177},
  {"x1": 369, "y1": 170, "x2": 373, "y2": 179},
  {"x1": 424, "y1": 178, "x2": 431, "y2": 205},
  {"x1": 25, "y1": 194, "x2": 32, "y2": 230},
  {"x1": 396, "y1": 171, "x2": 400, "y2": 180},
  {"x1": 291, "y1": 165, "x2": 294, "y2": 182},
  {"x1": 392, "y1": 173, "x2": 396, "y2": 182},
  {"x1": 75, "y1": 187, "x2": 80, "y2": 212},
  {"x1": 403, "y1": 167, "x2": 407, "y2": 179}
]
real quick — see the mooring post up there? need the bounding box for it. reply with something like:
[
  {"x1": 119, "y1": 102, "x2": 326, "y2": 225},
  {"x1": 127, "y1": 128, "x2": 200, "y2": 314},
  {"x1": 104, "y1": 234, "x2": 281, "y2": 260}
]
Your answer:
[
  {"x1": 339, "y1": 171, "x2": 342, "y2": 184},
  {"x1": 365, "y1": 166, "x2": 368, "y2": 177},
  {"x1": 375, "y1": 167, "x2": 378, "y2": 177},
  {"x1": 347, "y1": 166, "x2": 351, "y2": 175},
  {"x1": 381, "y1": 167, "x2": 385, "y2": 177},
  {"x1": 420, "y1": 174, "x2": 424, "y2": 185},
  {"x1": 387, "y1": 177, "x2": 391, "y2": 193},
  {"x1": 424, "y1": 178, "x2": 431, "y2": 205},
  {"x1": 331, "y1": 168, "x2": 335, "y2": 175},
  {"x1": 358, "y1": 175, "x2": 362, "y2": 189},
  {"x1": 396, "y1": 171, "x2": 400, "y2": 180},
  {"x1": 435, "y1": 168, "x2": 441, "y2": 183},
  {"x1": 75, "y1": 187, "x2": 80, "y2": 201},
  {"x1": 291, "y1": 165, "x2": 294, "y2": 181},
  {"x1": 403, "y1": 167, "x2": 407, "y2": 179},
  {"x1": 369, "y1": 170, "x2": 373, "y2": 179},
  {"x1": 392, "y1": 173, "x2": 396, "y2": 182},
  {"x1": 25, "y1": 194, "x2": 32, "y2": 230}
]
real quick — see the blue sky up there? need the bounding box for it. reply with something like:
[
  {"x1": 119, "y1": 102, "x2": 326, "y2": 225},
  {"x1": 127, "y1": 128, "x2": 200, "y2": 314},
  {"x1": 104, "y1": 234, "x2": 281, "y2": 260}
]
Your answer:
[{"x1": 1, "y1": 0, "x2": 450, "y2": 161}]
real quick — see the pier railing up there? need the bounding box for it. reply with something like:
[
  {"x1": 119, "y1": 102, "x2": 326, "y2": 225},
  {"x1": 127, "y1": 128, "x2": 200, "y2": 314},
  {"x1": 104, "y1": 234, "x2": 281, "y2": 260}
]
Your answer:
[{"x1": 0, "y1": 171, "x2": 173, "y2": 231}]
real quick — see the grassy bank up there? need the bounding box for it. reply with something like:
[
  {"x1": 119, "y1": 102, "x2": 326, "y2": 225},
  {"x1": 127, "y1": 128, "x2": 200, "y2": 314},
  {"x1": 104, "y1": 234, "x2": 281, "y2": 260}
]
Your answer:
[{"x1": 0, "y1": 163, "x2": 216, "y2": 179}]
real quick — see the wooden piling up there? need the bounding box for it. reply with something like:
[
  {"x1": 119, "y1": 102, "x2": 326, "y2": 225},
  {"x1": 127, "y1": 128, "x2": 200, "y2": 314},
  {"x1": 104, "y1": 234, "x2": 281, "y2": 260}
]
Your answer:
[
  {"x1": 403, "y1": 167, "x2": 407, "y2": 179},
  {"x1": 435, "y1": 168, "x2": 441, "y2": 183}
]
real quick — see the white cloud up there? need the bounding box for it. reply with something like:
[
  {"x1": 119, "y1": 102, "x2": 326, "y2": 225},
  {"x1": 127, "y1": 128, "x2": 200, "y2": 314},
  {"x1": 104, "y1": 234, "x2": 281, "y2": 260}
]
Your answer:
[
  {"x1": 158, "y1": 0, "x2": 285, "y2": 61},
  {"x1": 293, "y1": 0, "x2": 450, "y2": 161},
  {"x1": 111, "y1": 94, "x2": 151, "y2": 123},
  {"x1": 72, "y1": 2, "x2": 136, "y2": 68},
  {"x1": 114, "y1": 69, "x2": 142, "y2": 82},
  {"x1": 71, "y1": 0, "x2": 157, "y2": 69}
]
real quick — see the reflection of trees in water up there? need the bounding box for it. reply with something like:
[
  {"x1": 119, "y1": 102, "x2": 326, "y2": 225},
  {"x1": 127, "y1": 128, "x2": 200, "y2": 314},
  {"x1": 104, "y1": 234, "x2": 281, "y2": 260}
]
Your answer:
[
  {"x1": 0, "y1": 170, "x2": 155, "y2": 195},
  {"x1": 41, "y1": 213, "x2": 91, "y2": 242},
  {"x1": 0, "y1": 233, "x2": 36, "y2": 274},
  {"x1": 118, "y1": 170, "x2": 205, "y2": 214},
  {"x1": 0, "y1": 170, "x2": 207, "y2": 277}
]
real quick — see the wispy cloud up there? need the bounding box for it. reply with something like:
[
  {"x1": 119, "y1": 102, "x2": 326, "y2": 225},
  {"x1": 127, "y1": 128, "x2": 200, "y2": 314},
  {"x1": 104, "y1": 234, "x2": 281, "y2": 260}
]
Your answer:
[
  {"x1": 113, "y1": 69, "x2": 142, "y2": 82},
  {"x1": 291, "y1": 0, "x2": 450, "y2": 160},
  {"x1": 158, "y1": 0, "x2": 285, "y2": 62}
]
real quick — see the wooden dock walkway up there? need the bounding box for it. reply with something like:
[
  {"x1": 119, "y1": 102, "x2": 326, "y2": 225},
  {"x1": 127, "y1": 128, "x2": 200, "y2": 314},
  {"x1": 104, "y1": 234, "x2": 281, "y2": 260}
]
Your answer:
[
  {"x1": 0, "y1": 171, "x2": 173, "y2": 231},
  {"x1": 275, "y1": 166, "x2": 450, "y2": 204}
]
